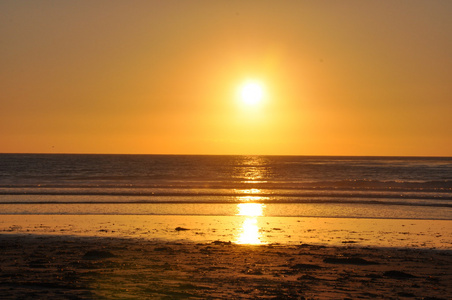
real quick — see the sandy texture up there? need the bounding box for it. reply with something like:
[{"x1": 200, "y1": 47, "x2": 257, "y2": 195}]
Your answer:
[{"x1": 1, "y1": 234, "x2": 451, "y2": 299}]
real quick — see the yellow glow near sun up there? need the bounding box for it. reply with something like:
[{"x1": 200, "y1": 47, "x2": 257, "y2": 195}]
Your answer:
[{"x1": 239, "y1": 80, "x2": 265, "y2": 105}]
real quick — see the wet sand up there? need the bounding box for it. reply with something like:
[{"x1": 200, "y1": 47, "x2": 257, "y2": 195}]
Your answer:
[
  {"x1": 1, "y1": 215, "x2": 452, "y2": 249},
  {"x1": 1, "y1": 234, "x2": 451, "y2": 299}
]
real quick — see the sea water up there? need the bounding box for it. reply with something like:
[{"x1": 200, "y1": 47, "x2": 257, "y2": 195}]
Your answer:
[{"x1": 0, "y1": 154, "x2": 451, "y2": 220}]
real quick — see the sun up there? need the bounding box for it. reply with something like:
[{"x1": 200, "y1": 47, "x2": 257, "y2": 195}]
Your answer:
[{"x1": 239, "y1": 81, "x2": 265, "y2": 105}]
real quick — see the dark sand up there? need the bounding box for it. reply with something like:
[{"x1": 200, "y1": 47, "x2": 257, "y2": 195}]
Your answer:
[{"x1": 1, "y1": 234, "x2": 451, "y2": 299}]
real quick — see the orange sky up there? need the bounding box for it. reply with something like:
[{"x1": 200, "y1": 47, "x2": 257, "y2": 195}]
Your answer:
[{"x1": 1, "y1": 1, "x2": 451, "y2": 156}]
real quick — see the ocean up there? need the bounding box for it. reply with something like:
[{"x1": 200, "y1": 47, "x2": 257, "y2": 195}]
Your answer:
[{"x1": 1, "y1": 154, "x2": 451, "y2": 220}]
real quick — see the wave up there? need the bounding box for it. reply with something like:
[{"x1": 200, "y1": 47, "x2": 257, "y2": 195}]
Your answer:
[
  {"x1": 1, "y1": 195, "x2": 451, "y2": 208},
  {"x1": 1, "y1": 187, "x2": 451, "y2": 200},
  {"x1": 1, "y1": 179, "x2": 450, "y2": 190}
]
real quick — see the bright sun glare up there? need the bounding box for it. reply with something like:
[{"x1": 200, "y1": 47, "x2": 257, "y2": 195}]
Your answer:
[{"x1": 240, "y1": 81, "x2": 264, "y2": 105}]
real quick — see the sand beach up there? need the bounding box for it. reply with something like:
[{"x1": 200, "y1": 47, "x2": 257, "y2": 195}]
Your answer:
[
  {"x1": 1, "y1": 234, "x2": 451, "y2": 299},
  {"x1": 1, "y1": 215, "x2": 451, "y2": 299}
]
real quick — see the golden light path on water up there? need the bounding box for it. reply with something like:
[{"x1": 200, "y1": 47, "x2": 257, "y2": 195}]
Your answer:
[{"x1": 234, "y1": 156, "x2": 269, "y2": 245}]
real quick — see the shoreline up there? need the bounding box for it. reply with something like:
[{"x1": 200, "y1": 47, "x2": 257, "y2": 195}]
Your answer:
[
  {"x1": 1, "y1": 234, "x2": 451, "y2": 299},
  {"x1": 2, "y1": 201, "x2": 450, "y2": 221}
]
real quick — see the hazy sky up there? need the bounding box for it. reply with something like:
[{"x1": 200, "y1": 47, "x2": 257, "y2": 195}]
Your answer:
[{"x1": 1, "y1": 1, "x2": 451, "y2": 156}]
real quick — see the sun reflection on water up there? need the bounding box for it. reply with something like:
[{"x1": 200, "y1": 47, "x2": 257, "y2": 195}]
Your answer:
[
  {"x1": 235, "y1": 203, "x2": 266, "y2": 245},
  {"x1": 244, "y1": 188, "x2": 261, "y2": 194},
  {"x1": 233, "y1": 156, "x2": 270, "y2": 245},
  {"x1": 236, "y1": 203, "x2": 265, "y2": 217},
  {"x1": 237, "y1": 195, "x2": 269, "y2": 202},
  {"x1": 234, "y1": 156, "x2": 269, "y2": 182}
]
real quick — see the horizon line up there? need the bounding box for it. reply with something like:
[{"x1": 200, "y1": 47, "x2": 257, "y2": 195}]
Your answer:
[{"x1": 1, "y1": 152, "x2": 451, "y2": 158}]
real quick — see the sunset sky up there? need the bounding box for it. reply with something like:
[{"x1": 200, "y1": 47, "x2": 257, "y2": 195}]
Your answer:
[{"x1": 1, "y1": 1, "x2": 451, "y2": 156}]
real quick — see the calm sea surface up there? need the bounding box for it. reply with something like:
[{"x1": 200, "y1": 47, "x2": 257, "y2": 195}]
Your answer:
[{"x1": 1, "y1": 154, "x2": 451, "y2": 220}]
